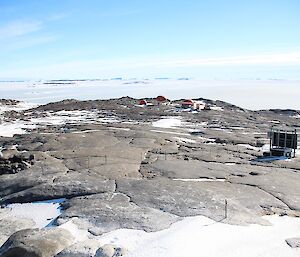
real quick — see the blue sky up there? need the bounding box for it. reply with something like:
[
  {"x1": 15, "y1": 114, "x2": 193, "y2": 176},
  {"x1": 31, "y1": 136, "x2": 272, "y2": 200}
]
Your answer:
[{"x1": 0, "y1": 0, "x2": 299, "y2": 79}]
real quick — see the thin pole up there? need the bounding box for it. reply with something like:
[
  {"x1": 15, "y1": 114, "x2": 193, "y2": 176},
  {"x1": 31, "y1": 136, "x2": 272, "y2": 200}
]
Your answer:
[
  {"x1": 269, "y1": 128, "x2": 272, "y2": 156},
  {"x1": 277, "y1": 129, "x2": 280, "y2": 149},
  {"x1": 291, "y1": 132, "x2": 294, "y2": 158},
  {"x1": 225, "y1": 199, "x2": 228, "y2": 219},
  {"x1": 294, "y1": 129, "x2": 297, "y2": 157},
  {"x1": 284, "y1": 131, "x2": 287, "y2": 149}
]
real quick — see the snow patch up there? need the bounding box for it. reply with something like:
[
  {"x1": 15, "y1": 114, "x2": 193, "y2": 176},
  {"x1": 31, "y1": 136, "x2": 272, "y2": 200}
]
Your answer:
[
  {"x1": 0, "y1": 101, "x2": 37, "y2": 115},
  {"x1": 261, "y1": 144, "x2": 270, "y2": 152},
  {"x1": 238, "y1": 144, "x2": 260, "y2": 151},
  {"x1": 173, "y1": 178, "x2": 226, "y2": 182},
  {"x1": 97, "y1": 215, "x2": 300, "y2": 257},
  {"x1": 210, "y1": 106, "x2": 224, "y2": 111},
  {"x1": 0, "y1": 109, "x2": 122, "y2": 137},
  {"x1": 59, "y1": 218, "x2": 90, "y2": 242},
  {"x1": 5, "y1": 198, "x2": 65, "y2": 228},
  {"x1": 229, "y1": 126, "x2": 245, "y2": 130},
  {"x1": 108, "y1": 127, "x2": 131, "y2": 131},
  {"x1": 224, "y1": 163, "x2": 237, "y2": 166},
  {"x1": 173, "y1": 137, "x2": 197, "y2": 143},
  {"x1": 151, "y1": 130, "x2": 190, "y2": 136},
  {"x1": 152, "y1": 117, "x2": 182, "y2": 128},
  {"x1": 0, "y1": 122, "x2": 36, "y2": 137}
]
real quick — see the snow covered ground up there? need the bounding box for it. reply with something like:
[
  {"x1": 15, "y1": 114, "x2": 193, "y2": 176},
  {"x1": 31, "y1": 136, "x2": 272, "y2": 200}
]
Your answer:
[
  {"x1": 5, "y1": 198, "x2": 65, "y2": 228},
  {"x1": 1, "y1": 79, "x2": 299, "y2": 110},
  {"x1": 0, "y1": 108, "x2": 120, "y2": 137},
  {"x1": 0, "y1": 102, "x2": 37, "y2": 115},
  {"x1": 97, "y1": 215, "x2": 300, "y2": 257},
  {"x1": 152, "y1": 117, "x2": 182, "y2": 128},
  {"x1": 0, "y1": 101, "x2": 38, "y2": 137},
  {"x1": 0, "y1": 122, "x2": 36, "y2": 137}
]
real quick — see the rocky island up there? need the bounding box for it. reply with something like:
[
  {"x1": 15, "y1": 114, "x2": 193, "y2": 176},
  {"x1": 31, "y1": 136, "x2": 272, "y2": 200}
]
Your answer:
[{"x1": 0, "y1": 96, "x2": 299, "y2": 257}]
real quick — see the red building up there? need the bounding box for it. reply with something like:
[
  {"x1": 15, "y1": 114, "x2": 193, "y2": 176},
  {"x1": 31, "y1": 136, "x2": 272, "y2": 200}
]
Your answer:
[
  {"x1": 139, "y1": 99, "x2": 147, "y2": 105},
  {"x1": 181, "y1": 99, "x2": 194, "y2": 108},
  {"x1": 156, "y1": 95, "x2": 168, "y2": 102}
]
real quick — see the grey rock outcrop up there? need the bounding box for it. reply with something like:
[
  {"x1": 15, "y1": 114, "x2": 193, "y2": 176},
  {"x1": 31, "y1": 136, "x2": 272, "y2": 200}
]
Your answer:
[
  {"x1": 55, "y1": 239, "x2": 103, "y2": 257},
  {"x1": 0, "y1": 227, "x2": 74, "y2": 257},
  {"x1": 285, "y1": 238, "x2": 300, "y2": 248},
  {"x1": 1, "y1": 173, "x2": 115, "y2": 204},
  {"x1": 116, "y1": 178, "x2": 288, "y2": 225},
  {"x1": 94, "y1": 244, "x2": 127, "y2": 257},
  {"x1": 0, "y1": 208, "x2": 35, "y2": 246},
  {"x1": 0, "y1": 150, "x2": 34, "y2": 175},
  {"x1": 58, "y1": 192, "x2": 180, "y2": 233}
]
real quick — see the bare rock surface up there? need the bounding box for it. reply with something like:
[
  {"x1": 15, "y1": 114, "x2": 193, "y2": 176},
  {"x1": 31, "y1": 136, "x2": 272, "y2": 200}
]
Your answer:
[
  {"x1": 1, "y1": 173, "x2": 115, "y2": 204},
  {"x1": 228, "y1": 169, "x2": 300, "y2": 211},
  {"x1": 116, "y1": 178, "x2": 288, "y2": 225},
  {"x1": 58, "y1": 192, "x2": 180, "y2": 233}
]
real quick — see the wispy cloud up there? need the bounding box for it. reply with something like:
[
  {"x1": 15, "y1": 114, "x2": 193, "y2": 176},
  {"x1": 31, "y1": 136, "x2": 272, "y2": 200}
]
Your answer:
[
  {"x1": 96, "y1": 9, "x2": 142, "y2": 18},
  {"x1": 47, "y1": 12, "x2": 71, "y2": 22},
  {"x1": 58, "y1": 52, "x2": 300, "y2": 71},
  {"x1": 0, "y1": 35, "x2": 57, "y2": 51},
  {"x1": 45, "y1": 52, "x2": 300, "y2": 71},
  {"x1": 50, "y1": 52, "x2": 300, "y2": 69},
  {"x1": 154, "y1": 52, "x2": 300, "y2": 68},
  {"x1": 0, "y1": 20, "x2": 43, "y2": 40},
  {"x1": 1, "y1": 52, "x2": 300, "y2": 79},
  {"x1": 0, "y1": 13, "x2": 64, "y2": 51}
]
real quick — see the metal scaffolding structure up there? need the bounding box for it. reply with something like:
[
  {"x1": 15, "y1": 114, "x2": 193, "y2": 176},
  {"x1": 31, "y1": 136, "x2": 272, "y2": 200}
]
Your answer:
[{"x1": 268, "y1": 127, "x2": 297, "y2": 158}]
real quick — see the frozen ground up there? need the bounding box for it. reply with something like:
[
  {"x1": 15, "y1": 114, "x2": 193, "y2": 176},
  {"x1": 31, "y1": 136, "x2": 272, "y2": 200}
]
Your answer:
[
  {"x1": 97, "y1": 215, "x2": 300, "y2": 257},
  {"x1": 1, "y1": 79, "x2": 300, "y2": 110}
]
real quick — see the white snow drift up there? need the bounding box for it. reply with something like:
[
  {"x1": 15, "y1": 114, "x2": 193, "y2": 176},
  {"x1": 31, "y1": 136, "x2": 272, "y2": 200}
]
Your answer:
[
  {"x1": 97, "y1": 215, "x2": 300, "y2": 257},
  {"x1": 5, "y1": 199, "x2": 65, "y2": 228},
  {"x1": 152, "y1": 117, "x2": 182, "y2": 128}
]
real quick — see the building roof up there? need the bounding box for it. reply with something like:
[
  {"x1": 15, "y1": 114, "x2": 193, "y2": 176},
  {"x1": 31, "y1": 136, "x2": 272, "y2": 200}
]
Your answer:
[
  {"x1": 156, "y1": 95, "x2": 168, "y2": 101},
  {"x1": 139, "y1": 99, "x2": 147, "y2": 105},
  {"x1": 182, "y1": 99, "x2": 194, "y2": 105}
]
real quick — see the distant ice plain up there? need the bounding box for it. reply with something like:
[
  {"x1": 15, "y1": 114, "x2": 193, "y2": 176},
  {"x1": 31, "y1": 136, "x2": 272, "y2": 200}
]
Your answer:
[{"x1": 1, "y1": 79, "x2": 299, "y2": 110}]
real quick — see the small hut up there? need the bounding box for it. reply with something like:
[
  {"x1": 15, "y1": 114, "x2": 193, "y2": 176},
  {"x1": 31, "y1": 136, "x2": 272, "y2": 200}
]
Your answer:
[
  {"x1": 203, "y1": 104, "x2": 211, "y2": 110},
  {"x1": 156, "y1": 95, "x2": 167, "y2": 102},
  {"x1": 181, "y1": 99, "x2": 195, "y2": 109},
  {"x1": 139, "y1": 99, "x2": 147, "y2": 105}
]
